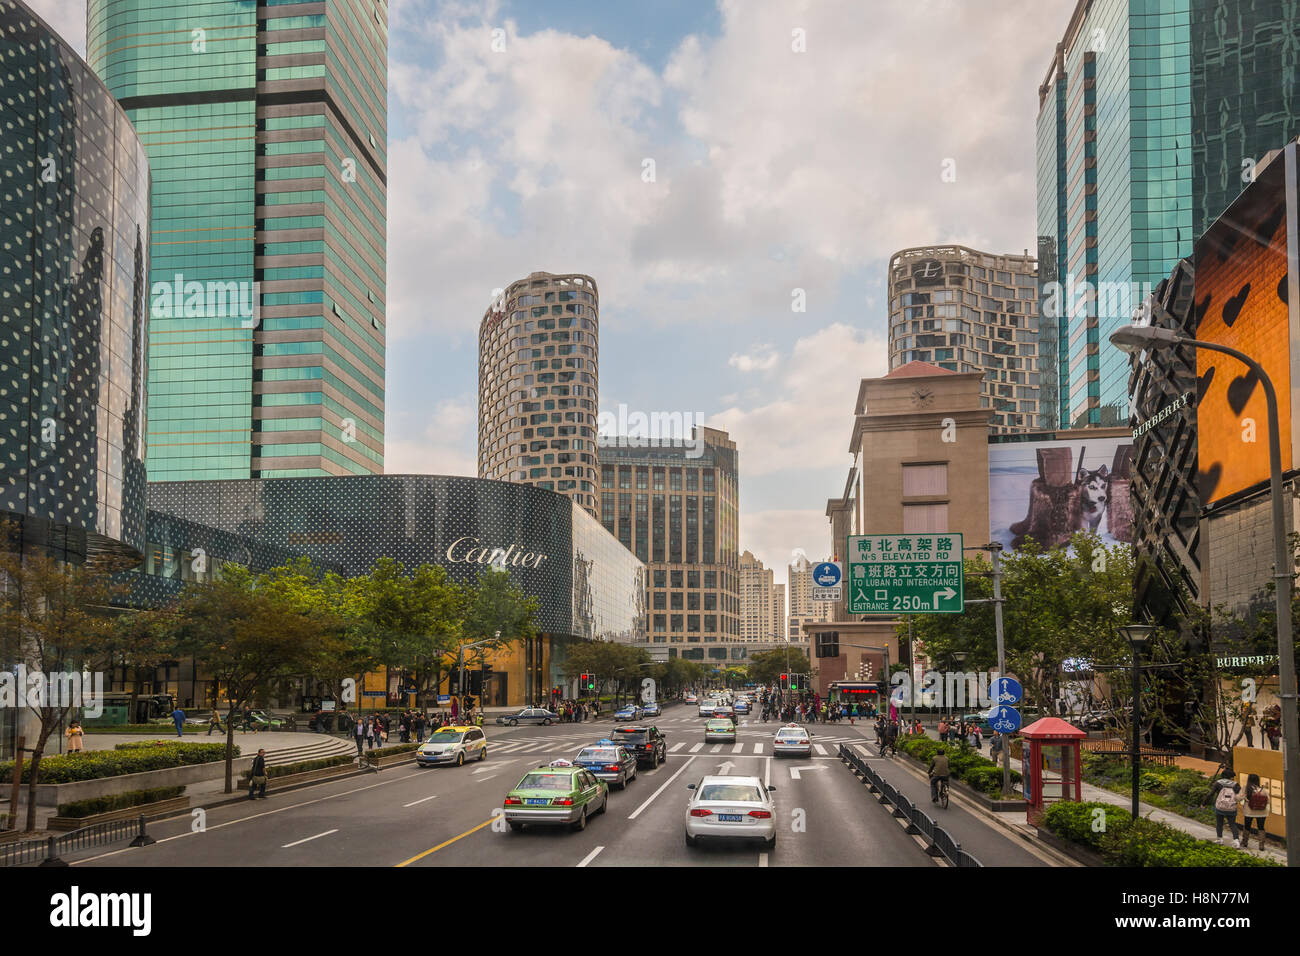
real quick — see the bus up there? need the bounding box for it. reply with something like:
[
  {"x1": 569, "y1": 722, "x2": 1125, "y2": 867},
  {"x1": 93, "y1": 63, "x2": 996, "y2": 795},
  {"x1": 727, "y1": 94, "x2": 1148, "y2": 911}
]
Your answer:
[{"x1": 827, "y1": 681, "x2": 883, "y2": 715}]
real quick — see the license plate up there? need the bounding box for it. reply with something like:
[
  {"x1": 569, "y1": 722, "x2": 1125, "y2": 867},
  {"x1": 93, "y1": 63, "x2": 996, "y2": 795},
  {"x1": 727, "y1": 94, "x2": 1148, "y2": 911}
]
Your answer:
[
  {"x1": 525, "y1": 798, "x2": 549, "y2": 805},
  {"x1": 719, "y1": 814, "x2": 743, "y2": 822}
]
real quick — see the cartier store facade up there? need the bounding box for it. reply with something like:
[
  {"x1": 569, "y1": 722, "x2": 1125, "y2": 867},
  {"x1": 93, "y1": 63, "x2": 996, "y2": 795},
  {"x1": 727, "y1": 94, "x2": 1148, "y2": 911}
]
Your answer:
[{"x1": 143, "y1": 476, "x2": 646, "y2": 706}]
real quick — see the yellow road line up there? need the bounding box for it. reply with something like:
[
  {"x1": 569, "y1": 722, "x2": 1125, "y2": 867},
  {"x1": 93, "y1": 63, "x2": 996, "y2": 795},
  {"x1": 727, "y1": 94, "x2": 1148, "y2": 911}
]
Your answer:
[{"x1": 394, "y1": 817, "x2": 495, "y2": 867}]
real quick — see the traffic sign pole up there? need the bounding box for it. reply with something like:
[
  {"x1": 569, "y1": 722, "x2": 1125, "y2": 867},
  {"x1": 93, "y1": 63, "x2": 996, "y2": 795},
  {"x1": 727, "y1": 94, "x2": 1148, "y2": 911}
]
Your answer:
[{"x1": 989, "y1": 543, "x2": 1011, "y2": 798}]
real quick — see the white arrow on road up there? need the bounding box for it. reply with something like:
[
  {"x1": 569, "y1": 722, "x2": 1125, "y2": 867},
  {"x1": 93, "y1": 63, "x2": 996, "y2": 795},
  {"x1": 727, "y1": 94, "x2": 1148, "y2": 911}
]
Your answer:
[
  {"x1": 717, "y1": 760, "x2": 736, "y2": 774},
  {"x1": 473, "y1": 760, "x2": 513, "y2": 775},
  {"x1": 933, "y1": 586, "x2": 957, "y2": 606},
  {"x1": 789, "y1": 765, "x2": 828, "y2": 780}
]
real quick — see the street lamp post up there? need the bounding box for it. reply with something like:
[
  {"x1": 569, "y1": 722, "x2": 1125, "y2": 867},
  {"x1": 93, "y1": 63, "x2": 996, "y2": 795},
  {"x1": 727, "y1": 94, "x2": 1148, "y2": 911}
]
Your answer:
[
  {"x1": 1112, "y1": 323, "x2": 1300, "y2": 863},
  {"x1": 1117, "y1": 624, "x2": 1155, "y2": 820},
  {"x1": 457, "y1": 632, "x2": 498, "y2": 723}
]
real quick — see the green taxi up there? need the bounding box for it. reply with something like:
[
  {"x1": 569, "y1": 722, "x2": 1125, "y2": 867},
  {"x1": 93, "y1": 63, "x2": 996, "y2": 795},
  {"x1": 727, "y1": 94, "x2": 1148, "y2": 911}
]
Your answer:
[
  {"x1": 704, "y1": 718, "x2": 736, "y2": 743},
  {"x1": 502, "y1": 759, "x2": 609, "y2": 832}
]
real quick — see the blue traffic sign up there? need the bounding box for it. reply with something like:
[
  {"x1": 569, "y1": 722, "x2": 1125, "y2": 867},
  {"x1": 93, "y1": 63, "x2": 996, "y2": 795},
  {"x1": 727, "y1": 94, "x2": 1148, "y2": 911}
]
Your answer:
[
  {"x1": 437, "y1": 694, "x2": 451, "y2": 704},
  {"x1": 813, "y1": 562, "x2": 842, "y2": 587},
  {"x1": 989, "y1": 705, "x2": 1022, "y2": 734},
  {"x1": 993, "y1": 677, "x2": 1023, "y2": 705}
]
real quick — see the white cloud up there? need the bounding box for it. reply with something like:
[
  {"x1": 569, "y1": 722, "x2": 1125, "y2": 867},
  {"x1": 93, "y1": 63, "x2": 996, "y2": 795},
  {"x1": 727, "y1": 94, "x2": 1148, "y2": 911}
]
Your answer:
[
  {"x1": 26, "y1": 0, "x2": 85, "y2": 54},
  {"x1": 711, "y1": 322, "x2": 888, "y2": 478},
  {"x1": 384, "y1": 397, "x2": 478, "y2": 476},
  {"x1": 728, "y1": 344, "x2": 779, "y2": 372}
]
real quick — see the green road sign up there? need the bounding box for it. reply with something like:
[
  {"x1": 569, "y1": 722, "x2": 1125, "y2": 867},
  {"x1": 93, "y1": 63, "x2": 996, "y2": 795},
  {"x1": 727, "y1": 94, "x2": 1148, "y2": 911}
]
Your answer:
[{"x1": 846, "y1": 533, "x2": 963, "y2": 614}]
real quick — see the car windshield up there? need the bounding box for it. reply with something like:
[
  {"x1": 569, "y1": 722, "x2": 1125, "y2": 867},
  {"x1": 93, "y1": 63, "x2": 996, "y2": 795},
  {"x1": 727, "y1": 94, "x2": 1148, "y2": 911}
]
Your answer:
[
  {"x1": 428, "y1": 731, "x2": 463, "y2": 743},
  {"x1": 516, "y1": 773, "x2": 573, "y2": 791},
  {"x1": 778, "y1": 730, "x2": 808, "y2": 739},
  {"x1": 699, "y1": 784, "x2": 762, "y2": 802},
  {"x1": 613, "y1": 731, "x2": 647, "y2": 744},
  {"x1": 706, "y1": 721, "x2": 733, "y2": 730},
  {"x1": 577, "y1": 749, "x2": 618, "y2": 761}
]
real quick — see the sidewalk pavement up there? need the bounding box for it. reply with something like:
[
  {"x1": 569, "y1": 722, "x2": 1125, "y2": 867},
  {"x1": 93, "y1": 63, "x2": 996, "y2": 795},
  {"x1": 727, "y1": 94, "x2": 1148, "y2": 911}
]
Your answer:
[{"x1": 900, "y1": 724, "x2": 1286, "y2": 863}]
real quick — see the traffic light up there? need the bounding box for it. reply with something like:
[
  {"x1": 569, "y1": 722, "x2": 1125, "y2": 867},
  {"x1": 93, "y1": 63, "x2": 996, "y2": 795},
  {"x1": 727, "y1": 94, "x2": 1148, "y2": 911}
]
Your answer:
[
  {"x1": 581, "y1": 673, "x2": 595, "y2": 691},
  {"x1": 780, "y1": 673, "x2": 789, "y2": 690}
]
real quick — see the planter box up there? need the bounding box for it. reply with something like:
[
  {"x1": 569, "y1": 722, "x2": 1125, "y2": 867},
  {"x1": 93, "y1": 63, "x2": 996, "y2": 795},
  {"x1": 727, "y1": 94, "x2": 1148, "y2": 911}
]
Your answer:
[
  {"x1": 20, "y1": 756, "x2": 254, "y2": 808},
  {"x1": 47, "y1": 796, "x2": 192, "y2": 832},
  {"x1": 369, "y1": 751, "x2": 417, "y2": 769},
  {"x1": 238, "y1": 763, "x2": 360, "y2": 789},
  {"x1": 1035, "y1": 825, "x2": 1108, "y2": 867}
]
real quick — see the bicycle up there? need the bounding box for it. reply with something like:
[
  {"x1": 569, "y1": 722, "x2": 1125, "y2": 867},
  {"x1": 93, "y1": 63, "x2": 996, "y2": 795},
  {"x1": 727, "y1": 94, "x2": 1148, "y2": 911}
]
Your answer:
[{"x1": 932, "y1": 776, "x2": 949, "y2": 809}]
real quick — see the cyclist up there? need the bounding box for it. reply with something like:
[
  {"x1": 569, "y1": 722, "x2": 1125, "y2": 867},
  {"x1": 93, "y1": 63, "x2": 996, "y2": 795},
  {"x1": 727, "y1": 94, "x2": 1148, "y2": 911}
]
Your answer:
[{"x1": 929, "y1": 748, "x2": 950, "y2": 804}]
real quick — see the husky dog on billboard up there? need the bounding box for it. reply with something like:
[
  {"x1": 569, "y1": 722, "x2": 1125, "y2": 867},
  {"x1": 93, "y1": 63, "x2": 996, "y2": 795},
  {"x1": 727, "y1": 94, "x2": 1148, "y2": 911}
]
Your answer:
[{"x1": 991, "y1": 441, "x2": 1135, "y2": 551}]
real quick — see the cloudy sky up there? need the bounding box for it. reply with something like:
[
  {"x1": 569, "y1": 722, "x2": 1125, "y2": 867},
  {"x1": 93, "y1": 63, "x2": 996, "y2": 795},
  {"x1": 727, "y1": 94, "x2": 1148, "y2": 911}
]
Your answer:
[{"x1": 36, "y1": 0, "x2": 1069, "y2": 591}]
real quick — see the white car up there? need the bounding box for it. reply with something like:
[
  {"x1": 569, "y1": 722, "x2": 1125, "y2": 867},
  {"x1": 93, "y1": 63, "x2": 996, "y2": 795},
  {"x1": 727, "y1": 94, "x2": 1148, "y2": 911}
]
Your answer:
[
  {"x1": 416, "y1": 725, "x2": 487, "y2": 767},
  {"x1": 698, "y1": 699, "x2": 719, "y2": 717},
  {"x1": 684, "y1": 775, "x2": 776, "y2": 849},
  {"x1": 772, "y1": 725, "x2": 812, "y2": 758}
]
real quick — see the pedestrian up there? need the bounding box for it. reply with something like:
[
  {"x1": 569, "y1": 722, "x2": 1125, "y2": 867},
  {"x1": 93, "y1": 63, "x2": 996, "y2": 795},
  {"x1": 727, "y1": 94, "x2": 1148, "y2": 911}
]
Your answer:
[
  {"x1": 1210, "y1": 769, "x2": 1243, "y2": 847},
  {"x1": 248, "y1": 748, "x2": 268, "y2": 800},
  {"x1": 972, "y1": 725, "x2": 983, "y2": 750},
  {"x1": 415, "y1": 712, "x2": 427, "y2": 742},
  {"x1": 171, "y1": 704, "x2": 186, "y2": 738},
  {"x1": 399, "y1": 711, "x2": 410, "y2": 743},
  {"x1": 353, "y1": 714, "x2": 366, "y2": 757},
  {"x1": 849, "y1": 703, "x2": 857, "y2": 725},
  {"x1": 1241, "y1": 701, "x2": 1257, "y2": 748},
  {"x1": 65, "y1": 720, "x2": 84, "y2": 753},
  {"x1": 207, "y1": 710, "x2": 224, "y2": 736},
  {"x1": 1264, "y1": 703, "x2": 1282, "y2": 751},
  {"x1": 989, "y1": 730, "x2": 1003, "y2": 759},
  {"x1": 938, "y1": 717, "x2": 949, "y2": 743},
  {"x1": 1241, "y1": 773, "x2": 1270, "y2": 852}
]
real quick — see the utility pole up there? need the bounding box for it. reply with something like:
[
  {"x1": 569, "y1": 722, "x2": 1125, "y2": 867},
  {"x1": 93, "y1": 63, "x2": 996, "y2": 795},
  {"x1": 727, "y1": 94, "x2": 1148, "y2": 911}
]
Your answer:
[{"x1": 988, "y1": 543, "x2": 1011, "y2": 798}]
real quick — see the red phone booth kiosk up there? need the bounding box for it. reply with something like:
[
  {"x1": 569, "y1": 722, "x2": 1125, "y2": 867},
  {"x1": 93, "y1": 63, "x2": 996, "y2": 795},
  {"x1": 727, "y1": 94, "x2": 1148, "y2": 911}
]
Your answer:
[{"x1": 1019, "y1": 717, "x2": 1086, "y2": 826}]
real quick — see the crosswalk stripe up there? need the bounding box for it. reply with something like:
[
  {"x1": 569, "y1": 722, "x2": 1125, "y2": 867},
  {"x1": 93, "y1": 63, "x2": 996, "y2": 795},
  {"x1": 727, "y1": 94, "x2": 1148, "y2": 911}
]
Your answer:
[
  {"x1": 753, "y1": 743, "x2": 764, "y2": 754},
  {"x1": 731, "y1": 743, "x2": 744, "y2": 754},
  {"x1": 853, "y1": 744, "x2": 871, "y2": 756},
  {"x1": 689, "y1": 743, "x2": 704, "y2": 753},
  {"x1": 669, "y1": 743, "x2": 685, "y2": 753},
  {"x1": 814, "y1": 744, "x2": 828, "y2": 755},
  {"x1": 710, "y1": 744, "x2": 722, "y2": 754}
]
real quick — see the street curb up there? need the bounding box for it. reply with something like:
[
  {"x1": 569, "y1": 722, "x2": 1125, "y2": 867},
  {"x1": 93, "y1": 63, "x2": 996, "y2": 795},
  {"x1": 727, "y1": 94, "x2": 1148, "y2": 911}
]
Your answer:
[{"x1": 152, "y1": 766, "x2": 374, "y2": 818}]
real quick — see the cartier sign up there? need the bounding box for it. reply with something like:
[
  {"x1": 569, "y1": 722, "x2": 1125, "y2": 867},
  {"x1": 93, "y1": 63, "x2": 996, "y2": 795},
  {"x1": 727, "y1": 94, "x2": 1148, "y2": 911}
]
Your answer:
[{"x1": 445, "y1": 536, "x2": 548, "y2": 569}]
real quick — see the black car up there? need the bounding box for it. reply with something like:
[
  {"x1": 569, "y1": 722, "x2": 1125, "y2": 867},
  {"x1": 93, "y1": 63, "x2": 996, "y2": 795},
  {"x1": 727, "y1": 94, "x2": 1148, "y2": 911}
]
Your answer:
[{"x1": 610, "y1": 725, "x2": 668, "y2": 768}]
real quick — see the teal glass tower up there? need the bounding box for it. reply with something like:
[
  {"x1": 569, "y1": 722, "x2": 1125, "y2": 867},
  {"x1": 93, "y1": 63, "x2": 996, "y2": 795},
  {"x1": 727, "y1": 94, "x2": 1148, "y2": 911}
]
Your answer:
[
  {"x1": 86, "y1": 0, "x2": 387, "y2": 480},
  {"x1": 1036, "y1": 0, "x2": 1300, "y2": 429}
]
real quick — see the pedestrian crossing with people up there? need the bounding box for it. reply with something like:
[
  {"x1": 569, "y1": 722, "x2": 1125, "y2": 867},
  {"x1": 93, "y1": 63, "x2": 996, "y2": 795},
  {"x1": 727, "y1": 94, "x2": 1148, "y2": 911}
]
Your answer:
[{"x1": 483, "y1": 734, "x2": 861, "y2": 757}]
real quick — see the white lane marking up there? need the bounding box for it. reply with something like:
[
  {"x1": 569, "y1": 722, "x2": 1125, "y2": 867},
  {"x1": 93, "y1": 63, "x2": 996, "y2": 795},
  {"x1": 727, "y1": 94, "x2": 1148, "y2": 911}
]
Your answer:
[
  {"x1": 668, "y1": 743, "x2": 685, "y2": 753},
  {"x1": 814, "y1": 744, "x2": 828, "y2": 755},
  {"x1": 731, "y1": 743, "x2": 744, "y2": 754},
  {"x1": 281, "y1": 828, "x2": 338, "y2": 849},
  {"x1": 710, "y1": 744, "x2": 722, "y2": 754},
  {"x1": 473, "y1": 760, "x2": 512, "y2": 774},
  {"x1": 403, "y1": 794, "x2": 439, "y2": 807},
  {"x1": 474, "y1": 774, "x2": 500, "y2": 783},
  {"x1": 854, "y1": 744, "x2": 871, "y2": 756},
  {"x1": 576, "y1": 845, "x2": 604, "y2": 868},
  {"x1": 689, "y1": 743, "x2": 704, "y2": 753},
  {"x1": 789, "y1": 765, "x2": 828, "y2": 780},
  {"x1": 513, "y1": 742, "x2": 548, "y2": 753},
  {"x1": 764, "y1": 755, "x2": 772, "y2": 790},
  {"x1": 758, "y1": 852, "x2": 769, "y2": 867},
  {"x1": 753, "y1": 743, "x2": 764, "y2": 754},
  {"x1": 628, "y1": 755, "x2": 697, "y2": 821},
  {"x1": 72, "y1": 769, "x2": 427, "y2": 864}
]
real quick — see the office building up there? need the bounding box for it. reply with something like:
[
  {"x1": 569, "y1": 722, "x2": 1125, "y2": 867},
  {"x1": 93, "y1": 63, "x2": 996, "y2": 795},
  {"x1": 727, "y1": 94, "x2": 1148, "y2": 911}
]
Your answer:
[
  {"x1": 887, "y1": 245, "x2": 1042, "y2": 433},
  {"x1": 87, "y1": 0, "x2": 388, "y2": 480},
  {"x1": 771, "y1": 583, "x2": 786, "y2": 642},
  {"x1": 739, "y1": 550, "x2": 774, "y2": 642},
  {"x1": 1036, "y1": 0, "x2": 1300, "y2": 430},
  {"x1": 478, "y1": 272, "x2": 599, "y2": 516},
  {"x1": 598, "y1": 427, "x2": 741, "y2": 661},
  {"x1": 787, "y1": 553, "x2": 833, "y2": 640}
]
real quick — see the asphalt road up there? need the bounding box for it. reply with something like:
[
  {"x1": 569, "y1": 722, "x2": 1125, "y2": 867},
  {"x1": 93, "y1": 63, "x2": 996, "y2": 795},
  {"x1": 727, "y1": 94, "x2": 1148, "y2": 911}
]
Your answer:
[{"x1": 62, "y1": 709, "x2": 938, "y2": 868}]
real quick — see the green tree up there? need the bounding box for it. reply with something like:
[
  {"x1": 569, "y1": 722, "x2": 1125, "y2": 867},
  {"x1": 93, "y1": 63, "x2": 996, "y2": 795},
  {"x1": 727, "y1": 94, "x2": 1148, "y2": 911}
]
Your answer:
[
  {"x1": 747, "y1": 648, "x2": 810, "y2": 686},
  {"x1": 0, "y1": 540, "x2": 128, "y2": 830}
]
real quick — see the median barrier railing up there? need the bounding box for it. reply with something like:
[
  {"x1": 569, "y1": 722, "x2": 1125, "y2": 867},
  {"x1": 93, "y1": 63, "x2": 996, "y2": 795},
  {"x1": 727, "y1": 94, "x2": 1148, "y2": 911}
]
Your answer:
[
  {"x1": 0, "y1": 813, "x2": 156, "y2": 868},
  {"x1": 838, "y1": 744, "x2": 983, "y2": 868}
]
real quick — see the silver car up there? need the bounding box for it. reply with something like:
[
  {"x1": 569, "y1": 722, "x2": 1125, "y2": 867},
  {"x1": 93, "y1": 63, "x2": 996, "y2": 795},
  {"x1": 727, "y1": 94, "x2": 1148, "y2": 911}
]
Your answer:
[
  {"x1": 772, "y1": 724, "x2": 812, "y2": 758},
  {"x1": 684, "y1": 775, "x2": 776, "y2": 849}
]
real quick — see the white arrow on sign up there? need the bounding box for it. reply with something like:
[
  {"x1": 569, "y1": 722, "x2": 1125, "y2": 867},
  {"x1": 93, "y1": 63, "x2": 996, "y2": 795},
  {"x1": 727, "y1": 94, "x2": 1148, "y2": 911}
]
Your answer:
[
  {"x1": 789, "y1": 765, "x2": 828, "y2": 780},
  {"x1": 933, "y1": 587, "x2": 956, "y2": 606}
]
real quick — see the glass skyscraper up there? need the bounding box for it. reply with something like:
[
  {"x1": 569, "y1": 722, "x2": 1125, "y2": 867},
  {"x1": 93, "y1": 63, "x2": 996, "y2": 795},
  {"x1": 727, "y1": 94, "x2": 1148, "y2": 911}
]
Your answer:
[
  {"x1": 86, "y1": 0, "x2": 387, "y2": 480},
  {"x1": 1036, "y1": 0, "x2": 1300, "y2": 429}
]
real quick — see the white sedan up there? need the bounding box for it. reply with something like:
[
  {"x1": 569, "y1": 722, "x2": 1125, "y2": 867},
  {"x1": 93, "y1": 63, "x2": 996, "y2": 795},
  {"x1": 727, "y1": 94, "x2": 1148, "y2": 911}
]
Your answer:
[
  {"x1": 684, "y1": 775, "x2": 776, "y2": 849},
  {"x1": 772, "y1": 724, "x2": 812, "y2": 758}
]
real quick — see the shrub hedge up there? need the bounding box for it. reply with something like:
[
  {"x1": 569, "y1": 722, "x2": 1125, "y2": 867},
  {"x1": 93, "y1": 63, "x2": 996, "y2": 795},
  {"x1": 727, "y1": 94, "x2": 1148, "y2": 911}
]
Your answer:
[
  {"x1": 240, "y1": 753, "x2": 357, "y2": 781},
  {"x1": 83, "y1": 725, "x2": 208, "y2": 735},
  {"x1": 1043, "y1": 801, "x2": 1279, "y2": 867},
  {"x1": 361, "y1": 742, "x2": 422, "y2": 759},
  {"x1": 57, "y1": 786, "x2": 186, "y2": 819},
  {"x1": 0, "y1": 742, "x2": 234, "y2": 784},
  {"x1": 1081, "y1": 753, "x2": 1219, "y2": 826},
  {"x1": 895, "y1": 735, "x2": 1022, "y2": 796}
]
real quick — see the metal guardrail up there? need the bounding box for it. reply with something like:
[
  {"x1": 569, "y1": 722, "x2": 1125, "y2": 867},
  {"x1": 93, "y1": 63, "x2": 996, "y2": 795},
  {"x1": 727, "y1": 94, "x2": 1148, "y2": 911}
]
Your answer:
[
  {"x1": 0, "y1": 814, "x2": 156, "y2": 868},
  {"x1": 839, "y1": 744, "x2": 983, "y2": 868}
]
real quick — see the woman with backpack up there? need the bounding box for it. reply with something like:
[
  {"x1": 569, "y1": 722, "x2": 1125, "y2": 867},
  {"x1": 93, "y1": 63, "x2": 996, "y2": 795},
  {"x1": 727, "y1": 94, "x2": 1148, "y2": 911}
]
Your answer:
[
  {"x1": 1242, "y1": 773, "x2": 1270, "y2": 851},
  {"x1": 1210, "y1": 770, "x2": 1242, "y2": 847}
]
